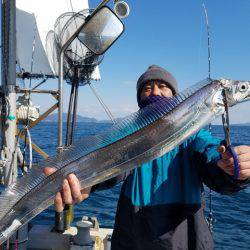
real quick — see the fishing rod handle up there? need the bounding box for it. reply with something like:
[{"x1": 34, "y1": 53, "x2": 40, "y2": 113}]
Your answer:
[{"x1": 228, "y1": 145, "x2": 240, "y2": 179}]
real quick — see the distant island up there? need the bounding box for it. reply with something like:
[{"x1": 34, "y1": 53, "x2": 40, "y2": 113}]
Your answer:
[
  {"x1": 209, "y1": 123, "x2": 250, "y2": 126},
  {"x1": 44, "y1": 114, "x2": 250, "y2": 126},
  {"x1": 44, "y1": 113, "x2": 112, "y2": 123},
  {"x1": 232, "y1": 123, "x2": 250, "y2": 126}
]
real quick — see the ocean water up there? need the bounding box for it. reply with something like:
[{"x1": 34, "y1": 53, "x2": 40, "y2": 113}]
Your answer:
[{"x1": 7, "y1": 123, "x2": 250, "y2": 249}]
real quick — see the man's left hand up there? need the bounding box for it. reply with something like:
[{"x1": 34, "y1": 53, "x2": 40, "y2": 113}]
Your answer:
[{"x1": 217, "y1": 145, "x2": 250, "y2": 180}]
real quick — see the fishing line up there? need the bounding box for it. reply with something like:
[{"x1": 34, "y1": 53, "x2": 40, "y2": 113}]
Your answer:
[
  {"x1": 202, "y1": 3, "x2": 211, "y2": 79},
  {"x1": 197, "y1": 8, "x2": 203, "y2": 76}
]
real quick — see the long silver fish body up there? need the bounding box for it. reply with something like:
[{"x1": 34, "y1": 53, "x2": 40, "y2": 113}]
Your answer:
[{"x1": 0, "y1": 78, "x2": 249, "y2": 244}]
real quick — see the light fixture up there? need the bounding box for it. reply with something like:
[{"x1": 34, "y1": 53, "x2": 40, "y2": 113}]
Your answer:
[{"x1": 114, "y1": 0, "x2": 130, "y2": 19}]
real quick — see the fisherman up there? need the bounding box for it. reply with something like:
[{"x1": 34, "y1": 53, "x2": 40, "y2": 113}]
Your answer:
[{"x1": 44, "y1": 65, "x2": 250, "y2": 250}]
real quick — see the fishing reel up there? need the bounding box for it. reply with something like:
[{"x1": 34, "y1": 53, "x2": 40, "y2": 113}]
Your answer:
[{"x1": 114, "y1": 0, "x2": 130, "y2": 19}]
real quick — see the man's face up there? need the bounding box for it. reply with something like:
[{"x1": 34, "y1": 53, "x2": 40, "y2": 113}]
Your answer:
[{"x1": 140, "y1": 81, "x2": 173, "y2": 101}]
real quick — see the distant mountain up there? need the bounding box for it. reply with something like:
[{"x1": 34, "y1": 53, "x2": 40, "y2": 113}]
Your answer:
[
  {"x1": 44, "y1": 113, "x2": 98, "y2": 123},
  {"x1": 44, "y1": 115, "x2": 250, "y2": 126},
  {"x1": 232, "y1": 123, "x2": 250, "y2": 126}
]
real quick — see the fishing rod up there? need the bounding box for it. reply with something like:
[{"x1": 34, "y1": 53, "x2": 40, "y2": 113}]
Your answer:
[
  {"x1": 221, "y1": 84, "x2": 239, "y2": 179},
  {"x1": 202, "y1": 4, "x2": 239, "y2": 178},
  {"x1": 202, "y1": 3, "x2": 214, "y2": 233},
  {"x1": 202, "y1": 3, "x2": 240, "y2": 234}
]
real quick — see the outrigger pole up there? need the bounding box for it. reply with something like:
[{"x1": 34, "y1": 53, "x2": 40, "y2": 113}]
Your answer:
[
  {"x1": 1, "y1": 0, "x2": 18, "y2": 186},
  {"x1": 58, "y1": 0, "x2": 112, "y2": 150}
]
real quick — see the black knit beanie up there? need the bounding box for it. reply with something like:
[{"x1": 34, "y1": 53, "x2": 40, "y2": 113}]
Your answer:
[{"x1": 136, "y1": 65, "x2": 178, "y2": 103}]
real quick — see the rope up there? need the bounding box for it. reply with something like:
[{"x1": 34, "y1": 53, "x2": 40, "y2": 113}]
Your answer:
[
  {"x1": 5, "y1": 125, "x2": 33, "y2": 185},
  {"x1": 16, "y1": 127, "x2": 33, "y2": 171},
  {"x1": 22, "y1": 30, "x2": 36, "y2": 172},
  {"x1": 26, "y1": 128, "x2": 33, "y2": 170}
]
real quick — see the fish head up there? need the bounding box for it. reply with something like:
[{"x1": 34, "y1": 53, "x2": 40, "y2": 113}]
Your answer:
[{"x1": 220, "y1": 78, "x2": 250, "y2": 107}]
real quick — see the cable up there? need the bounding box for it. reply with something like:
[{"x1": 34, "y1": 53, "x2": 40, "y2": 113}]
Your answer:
[
  {"x1": 88, "y1": 83, "x2": 115, "y2": 124},
  {"x1": 32, "y1": 78, "x2": 47, "y2": 90}
]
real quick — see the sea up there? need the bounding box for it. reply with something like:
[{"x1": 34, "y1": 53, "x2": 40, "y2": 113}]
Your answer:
[{"x1": 3, "y1": 123, "x2": 250, "y2": 249}]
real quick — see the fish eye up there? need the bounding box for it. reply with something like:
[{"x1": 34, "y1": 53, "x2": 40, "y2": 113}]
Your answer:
[{"x1": 238, "y1": 82, "x2": 248, "y2": 92}]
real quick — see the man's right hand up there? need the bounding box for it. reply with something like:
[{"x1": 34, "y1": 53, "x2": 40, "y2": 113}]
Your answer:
[{"x1": 43, "y1": 167, "x2": 91, "y2": 212}]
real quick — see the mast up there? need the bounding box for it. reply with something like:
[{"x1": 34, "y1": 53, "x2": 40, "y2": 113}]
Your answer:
[{"x1": 1, "y1": 0, "x2": 18, "y2": 186}]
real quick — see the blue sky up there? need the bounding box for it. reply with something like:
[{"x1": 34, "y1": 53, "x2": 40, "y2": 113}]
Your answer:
[{"x1": 21, "y1": 1, "x2": 250, "y2": 123}]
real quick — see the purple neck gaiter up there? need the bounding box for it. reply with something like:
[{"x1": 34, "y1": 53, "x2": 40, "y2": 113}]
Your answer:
[{"x1": 138, "y1": 95, "x2": 173, "y2": 109}]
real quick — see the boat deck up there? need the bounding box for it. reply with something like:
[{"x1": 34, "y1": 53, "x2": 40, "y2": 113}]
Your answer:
[{"x1": 28, "y1": 224, "x2": 113, "y2": 250}]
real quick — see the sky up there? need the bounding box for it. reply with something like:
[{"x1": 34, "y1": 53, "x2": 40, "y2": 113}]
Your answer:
[{"x1": 16, "y1": 0, "x2": 250, "y2": 123}]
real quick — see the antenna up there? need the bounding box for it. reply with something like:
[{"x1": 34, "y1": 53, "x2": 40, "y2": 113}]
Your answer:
[{"x1": 202, "y1": 3, "x2": 211, "y2": 79}]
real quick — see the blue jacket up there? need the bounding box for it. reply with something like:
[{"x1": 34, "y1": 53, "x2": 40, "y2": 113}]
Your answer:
[
  {"x1": 93, "y1": 129, "x2": 248, "y2": 249},
  {"x1": 124, "y1": 129, "x2": 221, "y2": 206}
]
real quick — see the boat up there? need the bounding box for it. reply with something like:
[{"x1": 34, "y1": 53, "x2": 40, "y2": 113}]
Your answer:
[
  {"x1": 0, "y1": 0, "x2": 129, "y2": 249},
  {"x1": 0, "y1": 1, "x2": 249, "y2": 249}
]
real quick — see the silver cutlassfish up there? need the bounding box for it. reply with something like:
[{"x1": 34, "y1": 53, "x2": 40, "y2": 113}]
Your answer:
[{"x1": 0, "y1": 78, "x2": 249, "y2": 244}]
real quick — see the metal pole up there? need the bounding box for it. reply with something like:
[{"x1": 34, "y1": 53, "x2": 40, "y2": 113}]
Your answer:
[
  {"x1": 92, "y1": 0, "x2": 111, "y2": 16},
  {"x1": 70, "y1": 73, "x2": 79, "y2": 145},
  {"x1": 58, "y1": 52, "x2": 64, "y2": 150},
  {"x1": 1, "y1": 1, "x2": 28, "y2": 248},
  {"x1": 66, "y1": 83, "x2": 75, "y2": 146},
  {"x1": 1, "y1": 0, "x2": 17, "y2": 186}
]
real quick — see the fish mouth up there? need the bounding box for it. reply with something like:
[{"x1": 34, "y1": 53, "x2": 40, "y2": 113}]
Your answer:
[
  {"x1": 238, "y1": 95, "x2": 250, "y2": 104},
  {"x1": 243, "y1": 92, "x2": 250, "y2": 103},
  {"x1": 247, "y1": 91, "x2": 250, "y2": 101}
]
